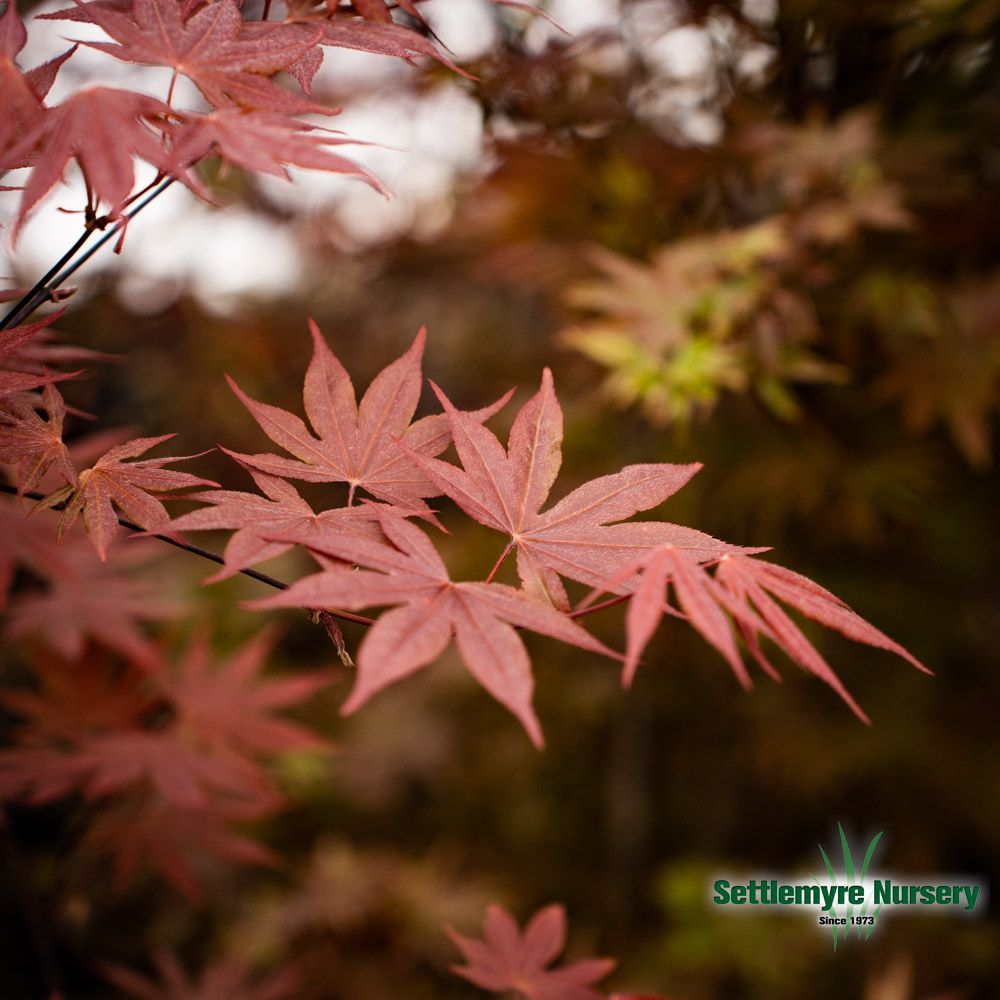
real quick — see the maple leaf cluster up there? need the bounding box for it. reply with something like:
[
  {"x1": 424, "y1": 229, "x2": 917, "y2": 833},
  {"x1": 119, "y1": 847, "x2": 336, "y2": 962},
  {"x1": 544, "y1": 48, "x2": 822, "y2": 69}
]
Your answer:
[
  {"x1": 0, "y1": 307, "x2": 324, "y2": 911},
  {"x1": 155, "y1": 321, "x2": 925, "y2": 746},
  {"x1": 1, "y1": 309, "x2": 217, "y2": 559},
  {"x1": 0, "y1": 628, "x2": 332, "y2": 899},
  {"x1": 0, "y1": 2, "x2": 948, "y2": 995},
  {"x1": 2, "y1": 307, "x2": 926, "y2": 788},
  {"x1": 0, "y1": 0, "x2": 543, "y2": 236}
]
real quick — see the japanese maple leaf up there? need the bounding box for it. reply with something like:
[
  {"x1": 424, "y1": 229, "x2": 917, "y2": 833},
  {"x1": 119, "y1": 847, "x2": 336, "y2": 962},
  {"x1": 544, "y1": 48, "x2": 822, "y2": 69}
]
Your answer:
[
  {"x1": 581, "y1": 542, "x2": 765, "y2": 689},
  {"x1": 163, "y1": 628, "x2": 334, "y2": 757},
  {"x1": 5, "y1": 325, "x2": 120, "y2": 373},
  {"x1": 2, "y1": 629, "x2": 330, "y2": 810},
  {"x1": 237, "y1": 16, "x2": 459, "y2": 86},
  {"x1": 55, "y1": 433, "x2": 217, "y2": 560},
  {"x1": 74, "y1": 0, "x2": 328, "y2": 115},
  {"x1": 0, "y1": 2, "x2": 75, "y2": 160},
  {"x1": 104, "y1": 951, "x2": 301, "y2": 1000},
  {"x1": 0, "y1": 496, "x2": 67, "y2": 609},
  {"x1": 710, "y1": 554, "x2": 930, "y2": 722},
  {"x1": 6, "y1": 86, "x2": 178, "y2": 234},
  {"x1": 403, "y1": 369, "x2": 748, "y2": 609},
  {"x1": 170, "y1": 109, "x2": 385, "y2": 190},
  {"x1": 0, "y1": 647, "x2": 153, "y2": 741},
  {"x1": 323, "y1": 0, "x2": 554, "y2": 35},
  {"x1": 1, "y1": 314, "x2": 59, "y2": 366},
  {"x1": 250, "y1": 511, "x2": 616, "y2": 747},
  {"x1": 0, "y1": 383, "x2": 76, "y2": 493},
  {"x1": 4, "y1": 530, "x2": 180, "y2": 664},
  {"x1": 0, "y1": 312, "x2": 79, "y2": 399},
  {"x1": 168, "y1": 457, "x2": 382, "y2": 580},
  {"x1": 227, "y1": 321, "x2": 511, "y2": 510},
  {"x1": 583, "y1": 544, "x2": 927, "y2": 718},
  {"x1": 85, "y1": 794, "x2": 278, "y2": 901},
  {"x1": 0, "y1": 725, "x2": 263, "y2": 807},
  {"x1": 448, "y1": 904, "x2": 614, "y2": 1000}
]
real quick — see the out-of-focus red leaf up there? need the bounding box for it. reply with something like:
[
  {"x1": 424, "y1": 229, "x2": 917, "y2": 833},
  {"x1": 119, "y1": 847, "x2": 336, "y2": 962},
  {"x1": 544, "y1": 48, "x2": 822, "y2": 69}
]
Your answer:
[{"x1": 448, "y1": 903, "x2": 615, "y2": 1000}]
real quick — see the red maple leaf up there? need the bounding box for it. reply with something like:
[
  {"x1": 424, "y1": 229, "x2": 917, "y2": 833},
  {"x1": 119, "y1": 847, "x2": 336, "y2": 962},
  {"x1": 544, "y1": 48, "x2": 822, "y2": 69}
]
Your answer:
[
  {"x1": 3, "y1": 528, "x2": 181, "y2": 664},
  {"x1": 276, "y1": 2, "x2": 470, "y2": 75},
  {"x1": 170, "y1": 108, "x2": 385, "y2": 189},
  {"x1": 5, "y1": 85, "x2": 178, "y2": 233},
  {"x1": 163, "y1": 627, "x2": 334, "y2": 757},
  {"x1": 580, "y1": 542, "x2": 927, "y2": 718},
  {"x1": 0, "y1": 312, "x2": 79, "y2": 399},
  {"x1": 448, "y1": 903, "x2": 615, "y2": 1000},
  {"x1": 251, "y1": 510, "x2": 616, "y2": 747},
  {"x1": 0, "y1": 383, "x2": 75, "y2": 493},
  {"x1": 712, "y1": 554, "x2": 929, "y2": 721},
  {"x1": 226, "y1": 321, "x2": 511, "y2": 510},
  {"x1": 0, "y1": 690, "x2": 267, "y2": 806},
  {"x1": 85, "y1": 794, "x2": 278, "y2": 900},
  {"x1": 582, "y1": 542, "x2": 763, "y2": 689},
  {"x1": 0, "y1": 313, "x2": 63, "y2": 365},
  {"x1": 402, "y1": 369, "x2": 748, "y2": 609},
  {"x1": 72, "y1": 0, "x2": 327, "y2": 115},
  {"x1": 0, "y1": 2, "x2": 75, "y2": 160},
  {"x1": 168, "y1": 457, "x2": 382, "y2": 579},
  {"x1": 4, "y1": 323, "x2": 121, "y2": 373},
  {"x1": 54, "y1": 433, "x2": 217, "y2": 560},
  {"x1": 0, "y1": 495, "x2": 82, "y2": 610},
  {"x1": 0, "y1": 646, "x2": 153, "y2": 741},
  {"x1": 104, "y1": 951, "x2": 301, "y2": 1000}
]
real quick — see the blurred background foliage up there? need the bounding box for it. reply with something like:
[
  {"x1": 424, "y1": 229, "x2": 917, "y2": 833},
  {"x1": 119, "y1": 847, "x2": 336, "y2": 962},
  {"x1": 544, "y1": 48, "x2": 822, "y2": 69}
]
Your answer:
[{"x1": 3, "y1": 0, "x2": 1000, "y2": 997}]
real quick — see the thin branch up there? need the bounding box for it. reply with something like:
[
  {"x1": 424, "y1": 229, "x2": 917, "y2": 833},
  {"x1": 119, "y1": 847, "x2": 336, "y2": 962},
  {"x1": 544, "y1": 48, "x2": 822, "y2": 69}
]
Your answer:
[
  {"x1": 0, "y1": 225, "x2": 96, "y2": 332},
  {"x1": 0, "y1": 177, "x2": 176, "y2": 332},
  {"x1": 0, "y1": 484, "x2": 374, "y2": 627}
]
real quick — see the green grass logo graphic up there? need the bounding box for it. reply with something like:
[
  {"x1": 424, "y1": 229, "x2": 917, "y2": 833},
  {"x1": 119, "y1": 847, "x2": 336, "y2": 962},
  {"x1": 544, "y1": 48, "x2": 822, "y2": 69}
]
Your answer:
[{"x1": 816, "y1": 824, "x2": 883, "y2": 949}]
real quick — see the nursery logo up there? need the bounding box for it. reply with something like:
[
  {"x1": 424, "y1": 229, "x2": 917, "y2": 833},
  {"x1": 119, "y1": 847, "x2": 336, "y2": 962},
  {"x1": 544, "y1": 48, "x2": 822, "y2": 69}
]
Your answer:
[{"x1": 710, "y1": 824, "x2": 987, "y2": 948}]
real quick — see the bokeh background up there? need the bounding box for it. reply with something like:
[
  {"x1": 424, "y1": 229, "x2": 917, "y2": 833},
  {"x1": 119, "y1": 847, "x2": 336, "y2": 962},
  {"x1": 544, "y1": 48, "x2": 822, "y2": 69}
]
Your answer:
[{"x1": 2, "y1": 0, "x2": 999, "y2": 997}]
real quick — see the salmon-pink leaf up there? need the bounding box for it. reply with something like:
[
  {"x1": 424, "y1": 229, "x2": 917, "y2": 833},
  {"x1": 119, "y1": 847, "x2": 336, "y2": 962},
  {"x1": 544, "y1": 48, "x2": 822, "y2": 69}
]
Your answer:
[
  {"x1": 5, "y1": 86, "x2": 178, "y2": 235},
  {"x1": 167, "y1": 454, "x2": 382, "y2": 579},
  {"x1": 57, "y1": 433, "x2": 218, "y2": 560},
  {"x1": 170, "y1": 109, "x2": 385, "y2": 191},
  {"x1": 448, "y1": 903, "x2": 615, "y2": 1000},
  {"x1": 228, "y1": 321, "x2": 510, "y2": 511},
  {"x1": 247, "y1": 512, "x2": 616, "y2": 747},
  {"x1": 73, "y1": 0, "x2": 329, "y2": 115},
  {"x1": 713, "y1": 554, "x2": 929, "y2": 721},
  {"x1": 402, "y1": 370, "x2": 746, "y2": 605}
]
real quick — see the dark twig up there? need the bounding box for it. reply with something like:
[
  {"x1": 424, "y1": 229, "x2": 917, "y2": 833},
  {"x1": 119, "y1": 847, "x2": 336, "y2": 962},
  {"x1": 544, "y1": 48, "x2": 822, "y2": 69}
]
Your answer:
[
  {"x1": 1, "y1": 177, "x2": 176, "y2": 332},
  {"x1": 0, "y1": 483, "x2": 374, "y2": 627},
  {"x1": 0, "y1": 227, "x2": 96, "y2": 333}
]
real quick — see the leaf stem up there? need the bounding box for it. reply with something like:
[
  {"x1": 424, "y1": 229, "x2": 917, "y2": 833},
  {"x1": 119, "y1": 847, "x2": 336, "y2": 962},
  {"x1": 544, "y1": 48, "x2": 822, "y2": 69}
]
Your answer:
[
  {"x1": 0, "y1": 484, "x2": 374, "y2": 627},
  {"x1": 0, "y1": 177, "x2": 176, "y2": 332},
  {"x1": 568, "y1": 593, "x2": 632, "y2": 619},
  {"x1": 485, "y1": 539, "x2": 515, "y2": 583}
]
